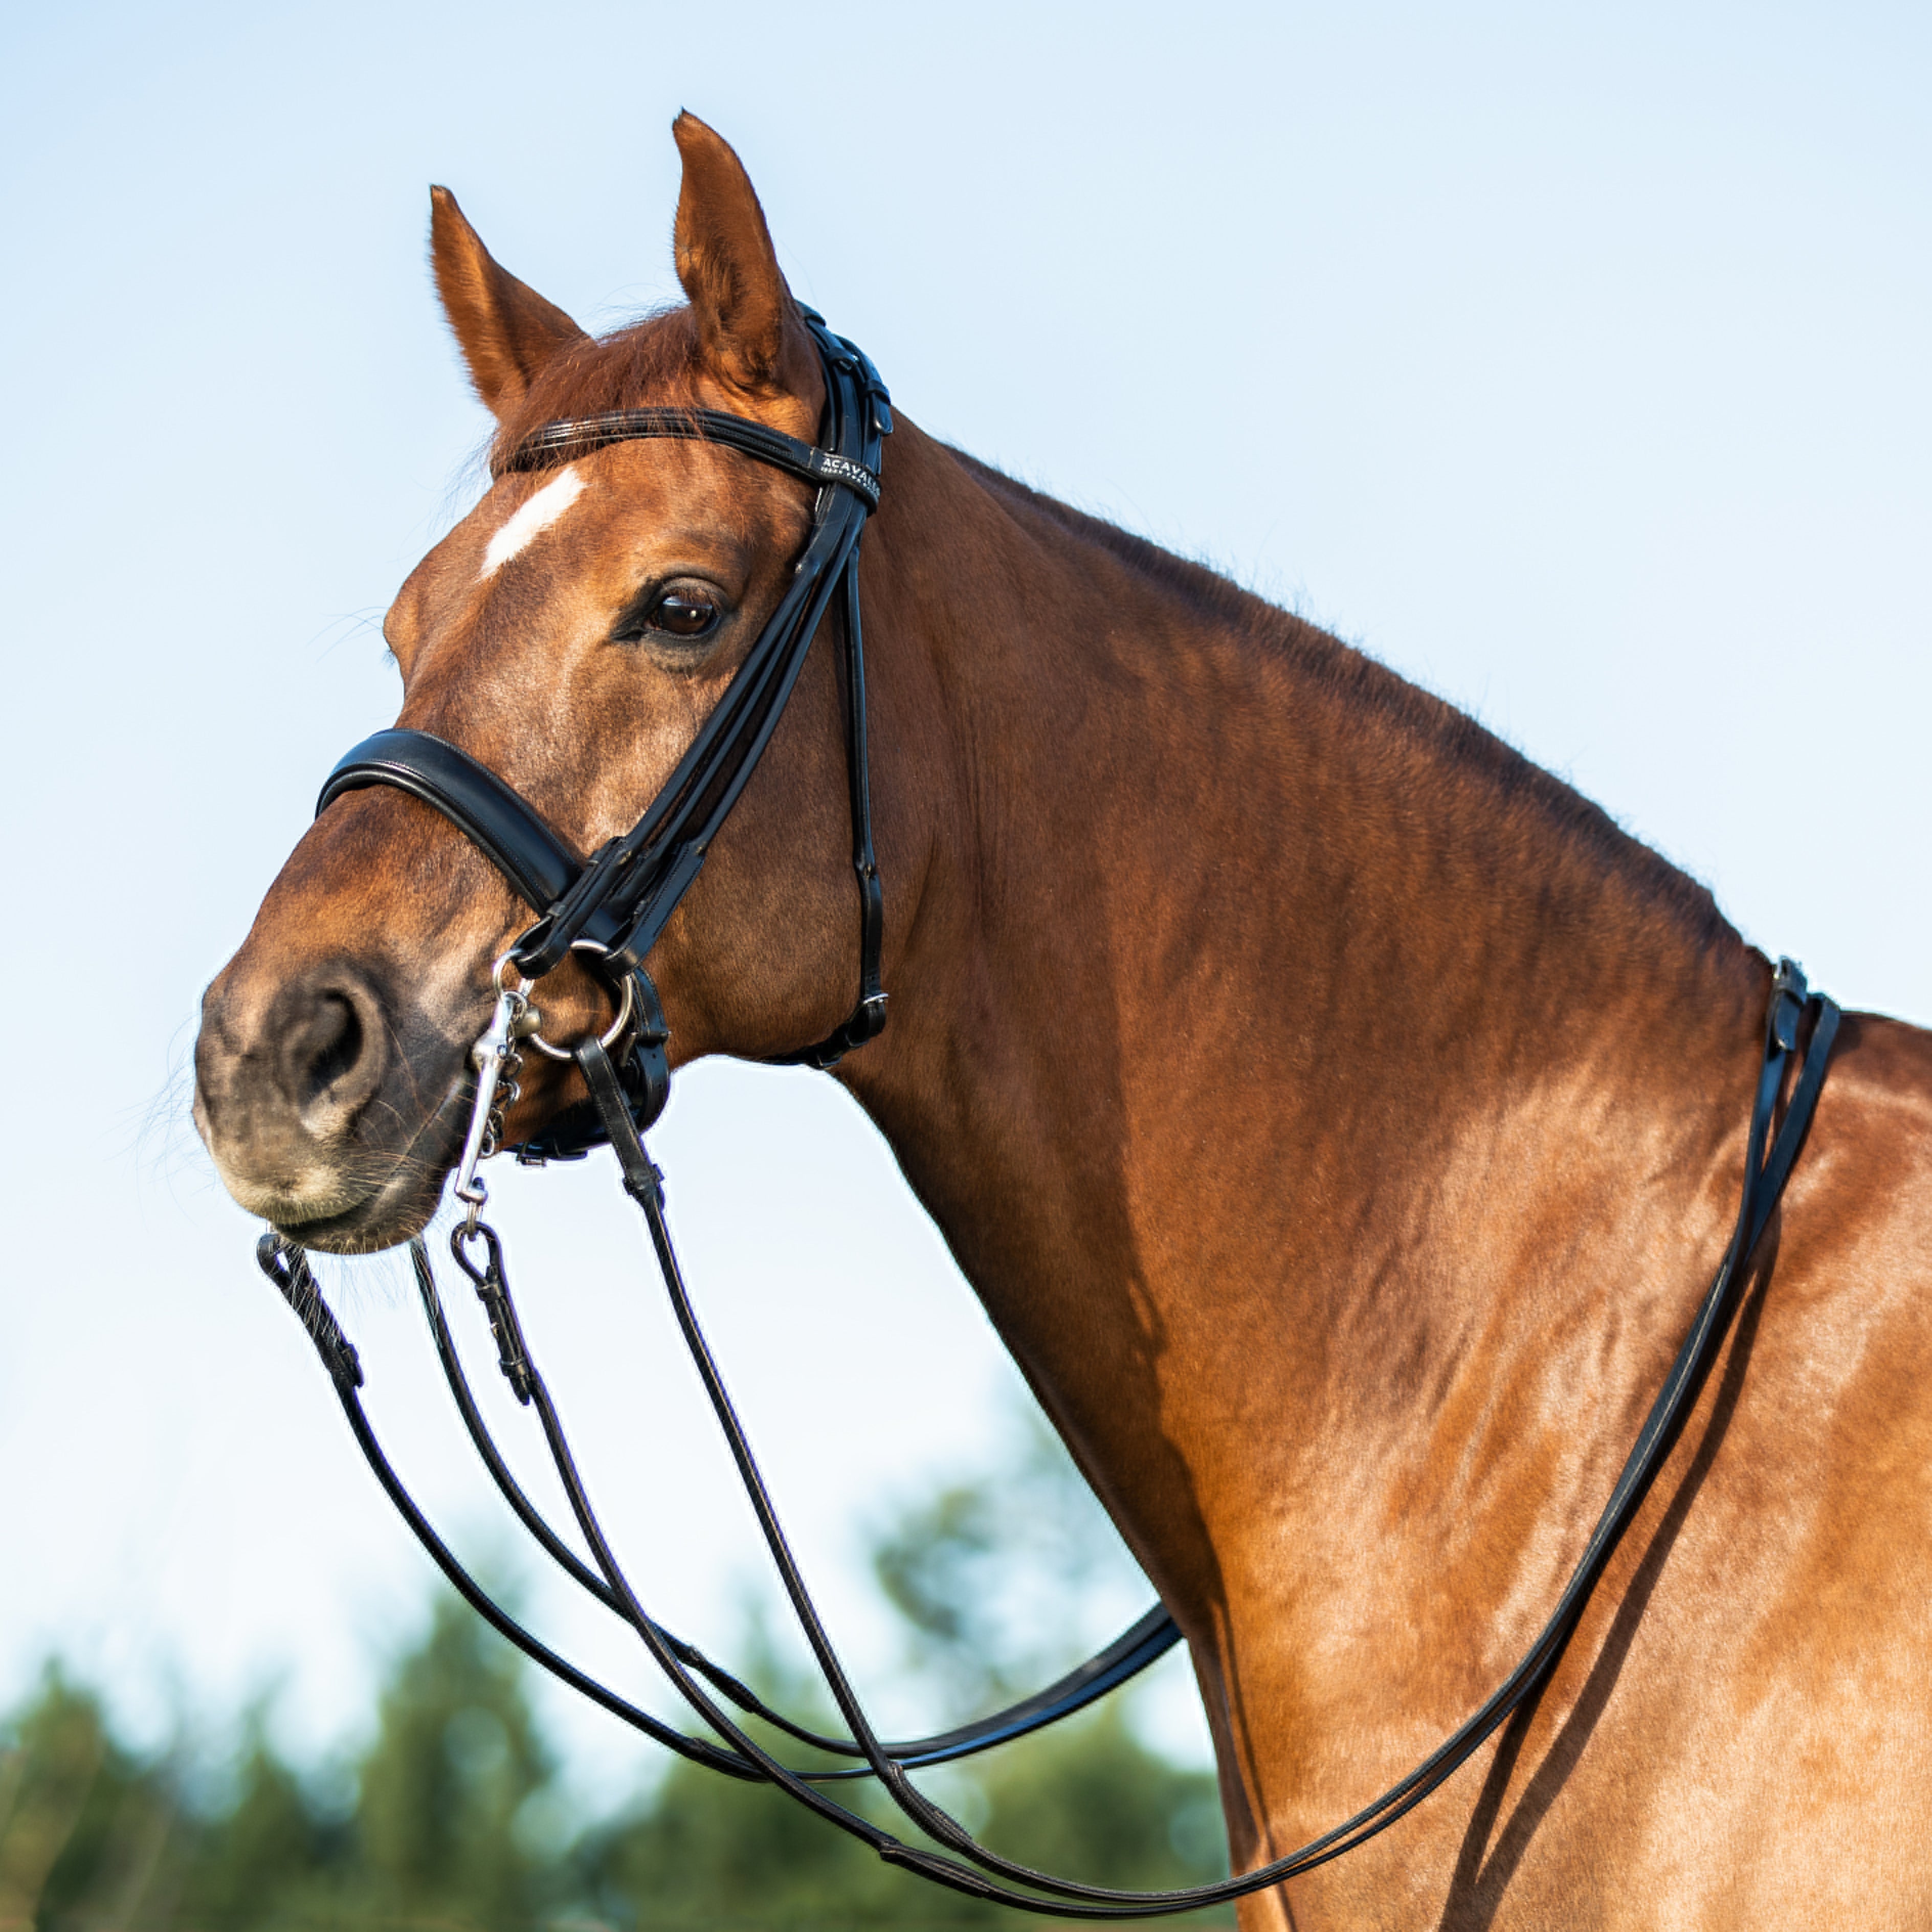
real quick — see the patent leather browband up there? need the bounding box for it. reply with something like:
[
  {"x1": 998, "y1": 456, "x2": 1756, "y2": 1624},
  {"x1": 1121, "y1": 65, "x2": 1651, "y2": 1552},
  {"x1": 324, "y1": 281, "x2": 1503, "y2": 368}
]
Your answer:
[
  {"x1": 500, "y1": 405, "x2": 881, "y2": 508},
  {"x1": 318, "y1": 312, "x2": 892, "y2": 1148}
]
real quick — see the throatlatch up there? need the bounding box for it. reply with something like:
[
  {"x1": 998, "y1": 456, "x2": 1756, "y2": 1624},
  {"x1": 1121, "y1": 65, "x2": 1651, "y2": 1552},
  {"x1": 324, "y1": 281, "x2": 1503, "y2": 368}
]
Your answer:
[{"x1": 275, "y1": 313, "x2": 1840, "y2": 1916}]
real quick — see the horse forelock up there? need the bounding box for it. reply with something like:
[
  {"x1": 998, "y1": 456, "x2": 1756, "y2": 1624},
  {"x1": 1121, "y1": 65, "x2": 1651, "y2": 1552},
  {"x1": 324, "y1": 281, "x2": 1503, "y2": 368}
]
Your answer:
[{"x1": 486, "y1": 304, "x2": 708, "y2": 475}]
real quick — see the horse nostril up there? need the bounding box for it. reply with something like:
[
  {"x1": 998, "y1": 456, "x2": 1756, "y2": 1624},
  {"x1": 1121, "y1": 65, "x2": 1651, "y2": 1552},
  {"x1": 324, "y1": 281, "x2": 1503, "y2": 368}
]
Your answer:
[
  {"x1": 274, "y1": 970, "x2": 390, "y2": 1129},
  {"x1": 304, "y1": 992, "x2": 364, "y2": 1105}
]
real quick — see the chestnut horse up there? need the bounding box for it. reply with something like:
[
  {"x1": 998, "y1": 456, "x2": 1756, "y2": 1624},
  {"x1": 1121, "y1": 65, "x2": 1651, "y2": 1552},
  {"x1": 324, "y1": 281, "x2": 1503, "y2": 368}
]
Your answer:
[{"x1": 194, "y1": 116, "x2": 1932, "y2": 1927}]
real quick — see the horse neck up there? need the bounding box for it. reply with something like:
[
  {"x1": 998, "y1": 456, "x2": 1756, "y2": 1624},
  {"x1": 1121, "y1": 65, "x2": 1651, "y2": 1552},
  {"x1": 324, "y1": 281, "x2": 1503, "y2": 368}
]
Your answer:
[{"x1": 842, "y1": 419, "x2": 1767, "y2": 1642}]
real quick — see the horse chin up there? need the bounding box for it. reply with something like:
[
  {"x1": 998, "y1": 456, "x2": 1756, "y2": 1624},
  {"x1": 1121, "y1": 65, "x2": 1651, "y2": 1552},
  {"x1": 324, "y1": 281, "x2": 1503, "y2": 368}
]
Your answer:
[
  {"x1": 254, "y1": 1079, "x2": 471, "y2": 1256},
  {"x1": 269, "y1": 1160, "x2": 449, "y2": 1256}
]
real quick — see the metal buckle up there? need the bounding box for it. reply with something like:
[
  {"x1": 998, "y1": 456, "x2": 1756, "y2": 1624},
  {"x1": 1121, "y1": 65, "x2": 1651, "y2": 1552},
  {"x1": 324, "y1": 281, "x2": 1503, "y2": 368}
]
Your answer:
[
  {"x1": 1771, "y1": 957, "x2": 1809, "y2": 1052},
  {"x1": 448, "y1": 1218, "x2": 535, "y2": 1405},
  {"x1": 452, "y1": 955, "x2": 542, "y2": 1234}
]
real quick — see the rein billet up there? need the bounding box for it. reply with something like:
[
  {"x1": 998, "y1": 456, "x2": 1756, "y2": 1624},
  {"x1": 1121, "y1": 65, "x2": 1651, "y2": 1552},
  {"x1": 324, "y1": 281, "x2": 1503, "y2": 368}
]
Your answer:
[{"x1": 264, "y1": 315, "x2": 1839, "y2": 1916}]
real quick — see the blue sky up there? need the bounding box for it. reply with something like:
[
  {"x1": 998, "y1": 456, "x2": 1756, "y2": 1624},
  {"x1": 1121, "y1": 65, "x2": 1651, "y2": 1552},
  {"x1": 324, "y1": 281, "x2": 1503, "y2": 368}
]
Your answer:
[{"x1": 2, "y1": 0, "x2": 1926, "y2": 1797}]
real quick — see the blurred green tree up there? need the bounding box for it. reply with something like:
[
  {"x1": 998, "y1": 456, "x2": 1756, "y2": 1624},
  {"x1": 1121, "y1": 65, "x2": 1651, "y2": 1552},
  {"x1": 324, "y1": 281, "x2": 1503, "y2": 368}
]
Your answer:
[
  {"x1": 0, "y1": 1667, "x2": 185, "y2": 1931},
  {"x1": 172, "y1": 1707, "x2": 342, "y2": 1928},
  {"x1": 0, "y1": 1414, "x2": 1231, "y2": 1929},
  {"x1": 349, "y1": 1593, "x2": 554, "y2": 1929}
]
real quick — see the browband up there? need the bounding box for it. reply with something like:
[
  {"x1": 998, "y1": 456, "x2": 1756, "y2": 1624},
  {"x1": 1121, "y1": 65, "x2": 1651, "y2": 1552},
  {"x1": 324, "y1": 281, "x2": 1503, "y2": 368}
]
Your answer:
[{"x1": 501, "y1": 406, "x2": 881, "y2": 509}]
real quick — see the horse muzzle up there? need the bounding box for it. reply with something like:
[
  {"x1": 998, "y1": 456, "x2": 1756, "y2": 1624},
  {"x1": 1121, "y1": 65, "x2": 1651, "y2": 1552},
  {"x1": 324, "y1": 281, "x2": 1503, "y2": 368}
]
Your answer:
[{"x1": 192, "y1": 954, "x2": 469, "y2": 1251}]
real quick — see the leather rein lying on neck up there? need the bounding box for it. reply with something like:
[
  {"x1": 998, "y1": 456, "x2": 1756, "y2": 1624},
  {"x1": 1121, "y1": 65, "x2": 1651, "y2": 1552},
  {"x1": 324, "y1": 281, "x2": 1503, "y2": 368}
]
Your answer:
[{"x1": 269, "y1": 316, "x2": 1839, "y2": 1916}]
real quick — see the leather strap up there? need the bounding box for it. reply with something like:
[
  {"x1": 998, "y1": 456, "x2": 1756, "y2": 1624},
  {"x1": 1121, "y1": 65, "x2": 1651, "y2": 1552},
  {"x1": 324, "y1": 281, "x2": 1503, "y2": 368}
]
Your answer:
[
  {"x1": 409, "y1": 1224, "x2": 1180, "y2": 1771},
  {"x1": 502, "y1": 405, "x2": 881, "y2": 509},
  {"x1": 769, "y1": 547, "x2": 889, "y2": 1066},
  {"x1": 319, "y1": 728, "x2": 584, "y2": 915},
  {"x1": 257, "y1": 1234, "x2": 764, "y2": 1784}
]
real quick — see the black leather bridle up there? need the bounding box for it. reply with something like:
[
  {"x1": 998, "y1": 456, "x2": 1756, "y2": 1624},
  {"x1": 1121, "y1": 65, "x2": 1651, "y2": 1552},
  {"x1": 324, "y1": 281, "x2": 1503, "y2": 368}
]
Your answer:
[
  {"x1": 270, "y1": 313, "x2": 1841, "y2": 1916},
  {"x1": 320, "y1": 309, "x2": 892, "y2": 1153}
]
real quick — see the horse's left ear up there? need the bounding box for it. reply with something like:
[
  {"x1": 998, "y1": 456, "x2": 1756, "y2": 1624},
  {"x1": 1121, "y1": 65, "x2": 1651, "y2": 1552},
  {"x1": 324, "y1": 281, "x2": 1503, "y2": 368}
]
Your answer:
[
  {"x1": 671, "y1": 113, "x2": 817, "y2": 401},
  {"x1": 430, "y1": 185, "x2": 586, "y2": 416}
]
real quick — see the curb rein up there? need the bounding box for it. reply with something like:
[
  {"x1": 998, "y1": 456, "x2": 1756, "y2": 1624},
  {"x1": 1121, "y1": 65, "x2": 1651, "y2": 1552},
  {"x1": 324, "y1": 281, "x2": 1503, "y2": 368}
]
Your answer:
[{"x1": 265, "y1": 317, "x2": 1840, "y2": 1917}]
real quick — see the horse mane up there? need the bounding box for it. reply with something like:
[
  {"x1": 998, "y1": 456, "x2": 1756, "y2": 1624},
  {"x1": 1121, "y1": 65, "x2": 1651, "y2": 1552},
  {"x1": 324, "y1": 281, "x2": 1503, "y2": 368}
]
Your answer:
[
  {"x1": 489, "y1": 307, "x2": 1740, "y2": 966},
  {"x1": 953, "y1": 451, "x2": 1743, "y2": 966}
]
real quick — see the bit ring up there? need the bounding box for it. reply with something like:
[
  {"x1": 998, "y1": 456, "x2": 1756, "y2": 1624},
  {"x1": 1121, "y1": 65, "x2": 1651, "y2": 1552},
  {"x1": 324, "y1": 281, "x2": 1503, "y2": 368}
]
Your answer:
[{"x1": 522, "y1": 941, "x2": 636, "y2": 1061}]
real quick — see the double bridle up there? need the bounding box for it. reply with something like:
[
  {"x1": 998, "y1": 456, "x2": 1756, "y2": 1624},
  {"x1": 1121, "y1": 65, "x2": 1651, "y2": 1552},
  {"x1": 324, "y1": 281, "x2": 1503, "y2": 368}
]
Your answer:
[
  {"x1": 322, "y1": 310, "x2": 892, "y2": 1160},
  {"x1": 268, "y1": 315, "x2": 1839, "y2": 1916}
]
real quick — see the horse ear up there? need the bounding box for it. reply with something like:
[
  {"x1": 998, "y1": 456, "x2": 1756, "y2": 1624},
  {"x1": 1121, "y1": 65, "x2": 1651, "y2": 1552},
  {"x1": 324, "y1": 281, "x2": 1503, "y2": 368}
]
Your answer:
[
  {"x1": 671, "y1": 113, "x2": 816, "y2": 399},
  {"x1": 429, "y1": 186, "x2": 586, "y2": 416}
]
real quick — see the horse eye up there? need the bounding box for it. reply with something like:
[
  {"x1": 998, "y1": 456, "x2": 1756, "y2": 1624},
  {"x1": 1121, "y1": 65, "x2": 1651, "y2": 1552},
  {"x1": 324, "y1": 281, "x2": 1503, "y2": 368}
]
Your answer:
[{"x1": 643, "y1": 590, "x2": 719, "y2": 639}]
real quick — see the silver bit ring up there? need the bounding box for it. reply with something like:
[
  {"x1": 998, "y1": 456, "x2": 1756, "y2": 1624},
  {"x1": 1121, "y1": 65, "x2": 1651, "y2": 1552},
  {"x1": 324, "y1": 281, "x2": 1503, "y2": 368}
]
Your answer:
[{"x1": 501, "y1": 941, "x2": 637, "y2": 1062}]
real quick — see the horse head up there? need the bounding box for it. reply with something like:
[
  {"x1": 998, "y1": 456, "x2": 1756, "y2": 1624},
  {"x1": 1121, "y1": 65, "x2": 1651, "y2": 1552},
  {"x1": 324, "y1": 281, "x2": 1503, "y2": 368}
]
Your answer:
[{"x1": 194, "y1": 116, "x2": 893, "y2": 1252}]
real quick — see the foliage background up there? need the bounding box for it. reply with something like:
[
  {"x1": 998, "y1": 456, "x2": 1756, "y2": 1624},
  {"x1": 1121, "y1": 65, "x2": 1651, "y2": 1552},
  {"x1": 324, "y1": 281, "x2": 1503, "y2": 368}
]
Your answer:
[{"x1": 2, "y1": 1427, "x2": 1230, "y2": 1929}]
